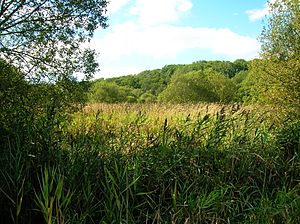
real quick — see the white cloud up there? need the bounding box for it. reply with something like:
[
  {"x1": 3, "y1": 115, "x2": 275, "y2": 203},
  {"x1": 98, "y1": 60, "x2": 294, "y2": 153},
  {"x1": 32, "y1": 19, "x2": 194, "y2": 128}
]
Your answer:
[
  {"x1": 129, "y1": 0, "x2": 193, "y2": 26},
  {"x1": 91, "y1": 0, "x2": 262, "y2": 78},
  {"x1": 91, "y1": 22, "x2": 260, "y2": 77},
  {"x1": 177, "y1": 1, "x2": 193, "y2": 12},
  {"x1": 93, "y1": 23, "x2": 259, "y2": 62},
  {"x1": 246, "y1": 0, "x2": 277, "y2": 21},
  {"x1": 247, "y1": 8, "x2": 269, "y2": 21},
  {"x1": 106, "y1": 0, "x2": 131, "y2": 16}
]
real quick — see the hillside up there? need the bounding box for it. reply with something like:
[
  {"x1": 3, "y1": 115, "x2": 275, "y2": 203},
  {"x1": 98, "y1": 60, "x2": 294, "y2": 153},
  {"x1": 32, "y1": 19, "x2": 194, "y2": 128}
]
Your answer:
[{"x1": 89, "y1": 59, "x2": 250, "y2": 103}]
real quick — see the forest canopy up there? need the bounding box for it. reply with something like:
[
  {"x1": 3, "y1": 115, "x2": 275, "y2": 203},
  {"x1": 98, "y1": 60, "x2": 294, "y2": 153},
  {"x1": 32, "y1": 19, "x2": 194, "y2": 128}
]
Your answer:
[{"x1": 88, "y1": 59, "x2": 250, "y2": 104}]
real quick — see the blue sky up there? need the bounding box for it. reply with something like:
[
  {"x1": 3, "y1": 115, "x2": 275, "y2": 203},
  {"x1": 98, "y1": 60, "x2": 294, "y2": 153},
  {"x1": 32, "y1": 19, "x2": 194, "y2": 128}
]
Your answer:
[{"x1": 91, "y1": 0, "x2": 272, "y2": 78}]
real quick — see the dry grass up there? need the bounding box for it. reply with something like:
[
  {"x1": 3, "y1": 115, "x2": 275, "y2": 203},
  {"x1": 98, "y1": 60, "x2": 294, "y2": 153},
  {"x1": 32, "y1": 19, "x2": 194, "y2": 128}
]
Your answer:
[{"x1": 81, "y1": 103, "x2": 282, "y2": 127}]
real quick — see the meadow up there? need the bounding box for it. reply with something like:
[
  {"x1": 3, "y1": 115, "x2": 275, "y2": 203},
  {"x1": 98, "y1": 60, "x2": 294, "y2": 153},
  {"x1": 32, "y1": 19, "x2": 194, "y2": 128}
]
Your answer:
[{"x1": 1, "y1": 103, "x2": 299, "y2": 223}]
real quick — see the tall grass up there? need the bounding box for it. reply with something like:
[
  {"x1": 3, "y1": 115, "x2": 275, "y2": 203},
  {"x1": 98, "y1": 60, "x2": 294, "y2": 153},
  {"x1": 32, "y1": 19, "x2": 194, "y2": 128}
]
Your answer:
[{"x1": 1, "y1": 103, "x2": 299, "y2": 223}]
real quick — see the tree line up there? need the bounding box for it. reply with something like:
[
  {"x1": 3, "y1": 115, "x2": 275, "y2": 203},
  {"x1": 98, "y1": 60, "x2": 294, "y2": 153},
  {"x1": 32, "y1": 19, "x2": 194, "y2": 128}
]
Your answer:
[
  {"x1": 88, "y1": 0, "x2": 299, "y2": 113},
  {"x1": 1, "y1": 0, "x2": 298, "y2": 112},
  {"x1": 88, "y1": 59, "x2": 249, "y2": 103}
]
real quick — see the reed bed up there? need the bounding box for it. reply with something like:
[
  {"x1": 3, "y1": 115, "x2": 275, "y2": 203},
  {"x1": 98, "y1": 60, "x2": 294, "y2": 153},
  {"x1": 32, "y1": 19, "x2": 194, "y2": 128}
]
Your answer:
[{"x1": 0, "y1": 103, "x2": 299, "y2": 223}]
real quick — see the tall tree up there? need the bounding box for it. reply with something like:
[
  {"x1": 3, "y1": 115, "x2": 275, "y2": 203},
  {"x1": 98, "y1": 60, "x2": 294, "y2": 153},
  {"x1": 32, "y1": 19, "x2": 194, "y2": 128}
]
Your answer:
[
  {"x1": 249, "y1": 0, "x2": 299, "y2": 111},
  {"x1": 261, "y1": 0, "x2": 300, "y2": 60},
  {"x1": 88, "y1": 81, "x2": 134, "y2": 103},
  {"x1": 158, "y1": 70, "x2": 219, "y2": 103},
  {"x1": 0, "y1": 0, "x2": 108, "y2": 80}
]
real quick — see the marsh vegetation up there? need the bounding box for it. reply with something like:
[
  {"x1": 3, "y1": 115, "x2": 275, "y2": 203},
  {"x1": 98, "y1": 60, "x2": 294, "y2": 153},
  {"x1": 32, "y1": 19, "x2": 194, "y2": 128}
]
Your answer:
[{"x1": 0, "y1": 0, "x2": 299, "y2": 223}]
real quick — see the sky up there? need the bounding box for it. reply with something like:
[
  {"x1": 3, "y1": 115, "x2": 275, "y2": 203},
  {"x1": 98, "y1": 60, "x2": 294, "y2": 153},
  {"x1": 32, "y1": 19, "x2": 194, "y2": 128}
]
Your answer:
[{"x1": 90, "y1": 0, "x2": 273, "y2": 78}]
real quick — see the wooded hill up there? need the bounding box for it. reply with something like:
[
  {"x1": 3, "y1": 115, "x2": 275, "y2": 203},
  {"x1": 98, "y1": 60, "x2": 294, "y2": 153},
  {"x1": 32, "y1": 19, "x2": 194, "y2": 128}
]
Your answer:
[{"x1": 89, "y1": 59, "x2": 250, "y2": 103}]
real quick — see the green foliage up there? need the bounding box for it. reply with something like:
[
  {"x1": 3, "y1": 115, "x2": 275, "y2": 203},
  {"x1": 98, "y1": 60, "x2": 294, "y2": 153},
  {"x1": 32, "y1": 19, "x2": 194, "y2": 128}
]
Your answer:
[
  {"x1": 109, "y1": 69, "x2": 170, "y2": 97},
  {"x1": 95, "y1": 60, "x2": 248, "y2": 104},
  {"x1": 158, "y1": 69, "x2": 236, "y2": 103},
  {"x1": 0, "y1": 59, "x2": 93, "y2": 223},
  {"x1": 248, "y1": 0, "x2": 300, "y2": 113},
  {"x1": 206, "y1": 69, "x2": 237, "y2": 102},
  {"x1": 158, "y1": 71, "x2": 218, "y2": 103},
  {"x1": 276, "y1": 119, "x2": 300, "y2": 161},
  {"x1": 246, "y1": 58, "x2": 300, "y2": 113},
  {"x1": 138, "y1": 92, "x2": 157, "y2": 103},
  {"x1": 35, "y1": 167, "x2": 73, "y2": 224},
  {"x1": 0, "y1": 0, "x2": 108, "y2": 78},
  {"x1": 261, "y1": 0, "x2": 300, "y2": 60},
  {"x1": 174, "y1": 59, "x2": 249, "y2": 78},
  {"x1": 231, "y1": 70, "x2": 250, "y2": 102},
  {"x1": 0, "y1": 59, "x2": 31, "y2": 137},
  {"x1": 88, "y1": 81, "x2": 136, "y2": 103}
]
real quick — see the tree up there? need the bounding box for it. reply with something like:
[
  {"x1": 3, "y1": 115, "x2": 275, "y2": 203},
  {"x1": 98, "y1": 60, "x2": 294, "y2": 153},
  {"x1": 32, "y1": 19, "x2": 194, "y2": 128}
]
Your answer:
[
  {"x1": 260, "y1": 0, "x2": 300, "y2": 60},
  {"x1": 138, "y1": 92, "x2": 156, "y2": 103},
  {"x1": 248, "y1": 0, "x2": 300, "y2": 111},
  {"x1": 0, "y1": 0, "x2": 108, "y2": 79},
  {"x1": 231, "y1": 70, "x2": 250, "y2": 102},
  {"x1": 231, "y1": 59, "x2": 249, "y2": 76},
  {"x1": 88, "y1": 81, "x2": 135, "y2": 103},
  {"x1": 0, "y1": 59, "x2": 29, "y2": 135},
  {"x1": 206, "y1": 70, "x2": 237, "y2": 102},
  {"x1": 158, "y1": 70, "x2": 219, "y2": 103}
]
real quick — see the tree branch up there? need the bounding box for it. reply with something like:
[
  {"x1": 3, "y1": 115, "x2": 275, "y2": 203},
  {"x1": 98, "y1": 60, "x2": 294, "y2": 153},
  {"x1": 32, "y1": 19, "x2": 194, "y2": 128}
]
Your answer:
[
  {"x1": 0, "y1": 0, "x2": 48, "y2": 31},
  {"x1": 0, "y1": 0, "x2": 26, "y2": 27},
  {"x1": 0, "y1": 0, "x2": 14, "y2": 18}
]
